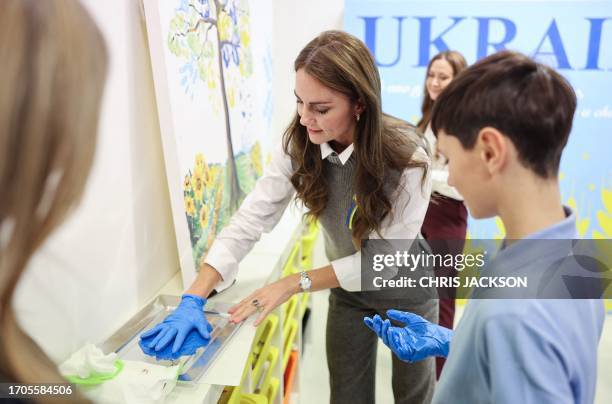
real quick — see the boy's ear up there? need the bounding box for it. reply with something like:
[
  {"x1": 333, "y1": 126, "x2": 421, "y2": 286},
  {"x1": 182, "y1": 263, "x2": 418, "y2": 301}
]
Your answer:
[{"x1": 476, "y1": 127, "x2": 508, "y2": 175}]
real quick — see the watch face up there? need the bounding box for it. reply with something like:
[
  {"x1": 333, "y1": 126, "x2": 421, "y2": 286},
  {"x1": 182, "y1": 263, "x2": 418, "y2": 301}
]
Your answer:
[{"x1": 300, "y1": 275, "x2": 312, "y2": 291}]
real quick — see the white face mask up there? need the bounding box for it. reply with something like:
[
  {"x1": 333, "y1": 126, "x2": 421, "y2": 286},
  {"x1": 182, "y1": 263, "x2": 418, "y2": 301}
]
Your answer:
[{"x1": 36, "y1": 169, "x2": 64, "y2": 219}]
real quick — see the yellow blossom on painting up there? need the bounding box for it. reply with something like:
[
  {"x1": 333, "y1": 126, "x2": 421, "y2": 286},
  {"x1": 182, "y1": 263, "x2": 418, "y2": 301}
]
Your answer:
[
  {"x1": 204, "y1": 168, "x2": 214, "y2": 188},
  {"x1": 184, "y1": 196, "x2": 195, "y2": 216},
  {"x1": 239, "y1": 27, "x2": 250, "y2": 49},
  {"x1": 250, "y1": 141, "x2": 262, "y2": 176},
  {"x1": 195, "y1": 153, "x2": 207, "y2": 177},
  {"x1": 183, "y1": 174, "x2": 192, "y2": 192},
  {"x1": 209, "y1": 166, "x2": 221, "y2": 186},
  {"x1": 193, "y1": 171, "x2": 204, "y2": 201},
  {"x1": 218, "y1": 12, "x2": 232, "y2": 41},
  {"x1": 195, "y1": 153, "x2": 204, "y2": 175},
  {"x1": 207, "y1": 72, "x2": 217, "y2": 90}
]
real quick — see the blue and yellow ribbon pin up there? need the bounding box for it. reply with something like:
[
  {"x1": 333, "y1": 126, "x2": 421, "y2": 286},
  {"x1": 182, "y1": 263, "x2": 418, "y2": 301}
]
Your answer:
[{"x1": 346, "y1": 195, "x2": 358, "y2": 229}]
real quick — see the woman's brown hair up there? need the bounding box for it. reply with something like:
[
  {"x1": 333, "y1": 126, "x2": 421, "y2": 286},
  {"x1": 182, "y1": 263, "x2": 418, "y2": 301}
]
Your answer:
[
  {"x1": 0, "y1": 0, "x2": 107, "y2": 399},
  {"x1": 417, "y1": 50, "x2": 467, "y2": 133},
  {"x1": 283, "y1": 30, "x2": 428, "y2": 247}
]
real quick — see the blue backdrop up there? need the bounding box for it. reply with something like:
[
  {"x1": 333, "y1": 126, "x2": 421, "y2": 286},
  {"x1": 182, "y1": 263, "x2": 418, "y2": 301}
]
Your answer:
[{"x1": 344, "y1": 0, "x2": 612, "y2": 239}]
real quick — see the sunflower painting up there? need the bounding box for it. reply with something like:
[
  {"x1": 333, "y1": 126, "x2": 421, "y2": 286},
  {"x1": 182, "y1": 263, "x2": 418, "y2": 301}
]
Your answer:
[{"x1": 183, "y1": 144, "x2": 263, "y2": 268}]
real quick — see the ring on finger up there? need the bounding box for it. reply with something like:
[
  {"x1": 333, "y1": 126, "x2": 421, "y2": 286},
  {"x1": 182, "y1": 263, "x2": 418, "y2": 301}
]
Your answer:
[{"x1": 251, "y1": 298, "x2": 264, "y2": 312}]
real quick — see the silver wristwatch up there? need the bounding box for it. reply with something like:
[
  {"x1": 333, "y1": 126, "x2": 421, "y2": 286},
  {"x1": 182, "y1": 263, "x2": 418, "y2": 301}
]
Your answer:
[{"x1": 299, "y1": 270, "x2": 312, "y2": 292}]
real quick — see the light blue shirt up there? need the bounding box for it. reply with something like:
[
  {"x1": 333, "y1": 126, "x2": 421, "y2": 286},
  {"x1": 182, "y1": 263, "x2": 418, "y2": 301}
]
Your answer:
[{"x1": 433, "y1": 208, "x2": 605, "y2": 404}]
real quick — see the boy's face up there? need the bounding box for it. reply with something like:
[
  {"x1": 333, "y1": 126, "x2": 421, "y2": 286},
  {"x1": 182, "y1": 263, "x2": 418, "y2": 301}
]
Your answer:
[{"x1": 437, "y1": 130, "x2": 497, "y2": 219}]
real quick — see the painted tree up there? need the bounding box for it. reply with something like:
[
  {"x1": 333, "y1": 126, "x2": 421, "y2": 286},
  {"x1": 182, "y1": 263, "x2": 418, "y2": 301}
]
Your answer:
[{"x1": 168, "y1": 0, "x2": 253, "y2": 213}]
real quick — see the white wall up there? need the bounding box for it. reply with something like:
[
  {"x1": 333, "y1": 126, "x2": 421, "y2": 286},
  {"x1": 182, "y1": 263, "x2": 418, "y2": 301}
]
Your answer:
[
  {"x1": 272, "y1": 0, "x2": 345, "y2": 141},
  {"x1": 12, "y1": 0, "x2": 346, "y2": 364}
]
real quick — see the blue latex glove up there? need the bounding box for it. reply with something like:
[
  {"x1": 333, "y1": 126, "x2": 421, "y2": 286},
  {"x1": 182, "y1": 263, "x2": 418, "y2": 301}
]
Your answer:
[
  {"x1": 140, "y1": 294, "x2": 212, "y2": 354},
  {"x1": 364, "y1": 309, "x2": 453, "y2": 363}
]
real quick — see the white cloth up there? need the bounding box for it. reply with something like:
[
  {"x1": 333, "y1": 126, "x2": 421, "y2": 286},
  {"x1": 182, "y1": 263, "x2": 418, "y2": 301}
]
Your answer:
[
  {"x1": 206, "y1": 141, "x2": 431, "y2": 291},
  {"x1": 424, "y1": 125, "x2": 463, "y2": 201},
  {"x1": 80, "y1": 360, "x2": 180, "y2": 404},
  {"x1": 59, "y1": 343, "x2": 118, "y2": 379}
]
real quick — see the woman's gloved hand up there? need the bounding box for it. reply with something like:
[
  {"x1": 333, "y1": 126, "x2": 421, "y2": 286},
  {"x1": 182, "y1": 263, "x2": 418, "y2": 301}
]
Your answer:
[
  {"x1": 140, "y1": 294, "x2": 212, "y2": 354},
  {"x1": 364, "y1": 309, "x2": 453, "y2": 363}
]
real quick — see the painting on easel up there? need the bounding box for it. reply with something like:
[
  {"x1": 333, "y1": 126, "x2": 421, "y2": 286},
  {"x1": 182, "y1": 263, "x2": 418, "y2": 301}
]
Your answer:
[{"x1": 142, "y1": 0, "x2": 273, "y2": 286}]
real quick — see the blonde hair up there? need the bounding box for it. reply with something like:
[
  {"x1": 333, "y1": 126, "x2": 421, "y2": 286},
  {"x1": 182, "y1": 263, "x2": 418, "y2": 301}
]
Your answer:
[{"x1": 0, "y1": 0, "x2": 107, "y2": 399}]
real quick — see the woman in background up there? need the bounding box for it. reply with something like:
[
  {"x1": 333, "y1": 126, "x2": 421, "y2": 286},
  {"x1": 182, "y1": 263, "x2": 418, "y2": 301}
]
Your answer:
[
  {"x1": 0, "y1": 0, "x2": 107, "y2": 402},
  {"x1": 417, "y1": 50, "x2": 468, "y2": 379}
]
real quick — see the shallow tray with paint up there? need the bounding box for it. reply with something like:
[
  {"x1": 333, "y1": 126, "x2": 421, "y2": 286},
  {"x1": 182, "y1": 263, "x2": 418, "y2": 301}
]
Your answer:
[{"x1": 99, "y1": 294, "x2": 241, "y2": 382}]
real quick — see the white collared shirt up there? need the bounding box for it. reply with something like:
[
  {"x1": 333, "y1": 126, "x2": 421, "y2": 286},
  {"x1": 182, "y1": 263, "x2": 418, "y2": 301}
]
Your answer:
[
  {"x1": 320, "y1": 141, "x2": 354, "y2": 164},
  {"x1": 205, "y1": 141, "x2": 431, "y2": 291}
]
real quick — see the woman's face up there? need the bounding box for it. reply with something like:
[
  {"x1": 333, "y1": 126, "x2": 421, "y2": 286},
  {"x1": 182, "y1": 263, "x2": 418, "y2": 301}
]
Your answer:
[
  {"x1": 426, "y1": 59, "x2": 454, "y2": 101},
  {"x1": 295, "y1": 68, "x2": 359, "y2": 147}
]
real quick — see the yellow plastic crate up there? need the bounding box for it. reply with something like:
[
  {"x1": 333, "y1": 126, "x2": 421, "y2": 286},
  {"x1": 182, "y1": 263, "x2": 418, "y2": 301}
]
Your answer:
[
  {"x1": 258, "y1": 346, "x2": 279, "y2": 394},
  {"x1": 282, "y1": 319, "x2": 298, "y2": 371},
  {"x1": 305, "y1": 219, "x2": 319, "y2": 235},
  {"x1": 281, "y1": 244, "x2": 300, "y2": 277},
  {"x1": 301, "y1": 221, "x2": 319, "y2": 265},
  {"x1": 251, "y1": 315, "x2": 279, "y2": 384},
  {"x1": 252, "y1": 314, "x2": 279, "y2": 356},
  {"x1": 240, "y1": 393, "x2": 268, "y2": 404},
  {"x1": 282, "y1": 296, "x2": 298, "y2": 336},
  {"x1": 265, "y1": 377, "x2": 280, "y2": 404},
  {"x1": 300, "y1": 232, "x2": 318, "y2": 269}
]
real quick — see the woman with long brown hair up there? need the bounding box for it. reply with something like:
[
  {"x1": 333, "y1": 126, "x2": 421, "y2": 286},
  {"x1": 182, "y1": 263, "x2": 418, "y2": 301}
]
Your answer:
[
  {"x1": 0, "y1": 0, "x2": 107, "y2": 402},
  {"x1": 417, "y1": 51, "x2": 469, "y2": 379},
  {"x1": 145, "y1": 30, "x2": 436, "y2": 403},
  {"x1": 417, "y1": 51, "x2": 468, "y2": 134}
]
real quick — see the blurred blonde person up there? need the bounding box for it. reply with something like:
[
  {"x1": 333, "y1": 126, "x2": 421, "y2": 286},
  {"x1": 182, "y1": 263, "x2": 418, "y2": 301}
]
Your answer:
[{"x1": 0, "y1": 1, "x2": 108, "y2": 402}]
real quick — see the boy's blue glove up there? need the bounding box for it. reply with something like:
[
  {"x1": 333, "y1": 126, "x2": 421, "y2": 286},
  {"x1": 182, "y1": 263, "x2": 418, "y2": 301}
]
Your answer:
[
  {"x1": 364, "y1": 309, "x2": 453, "y2": 363},
  {"x1": 140, "y1": 294, "x2": 212, "y2": 354}
]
